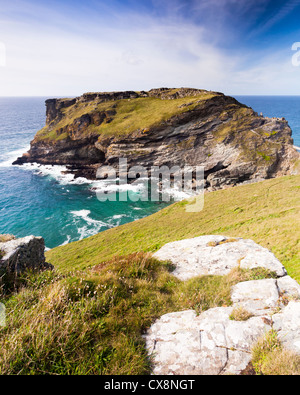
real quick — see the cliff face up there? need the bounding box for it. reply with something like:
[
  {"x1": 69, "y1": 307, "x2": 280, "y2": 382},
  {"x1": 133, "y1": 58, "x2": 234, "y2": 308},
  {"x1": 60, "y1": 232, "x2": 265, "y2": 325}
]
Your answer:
[{"x1": 14, "y1": 88, "x2": 300, "y2": 190}]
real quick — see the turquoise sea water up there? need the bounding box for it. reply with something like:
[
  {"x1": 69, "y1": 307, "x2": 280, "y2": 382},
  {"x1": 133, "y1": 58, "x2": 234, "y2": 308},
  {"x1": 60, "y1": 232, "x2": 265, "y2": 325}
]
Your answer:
[
  {"x1": 0, "y1": 97, "x2": 173, "y2": 248},
  {"x1": 0, "y1": 96, "x2": 299, "y2": 249}
]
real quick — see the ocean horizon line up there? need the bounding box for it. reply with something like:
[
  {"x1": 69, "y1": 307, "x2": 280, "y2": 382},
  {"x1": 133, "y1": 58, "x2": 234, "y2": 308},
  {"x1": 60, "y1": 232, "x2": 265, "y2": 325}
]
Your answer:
[{"x1": 2, "y1": 94, "x2": 300, "y2": 98}]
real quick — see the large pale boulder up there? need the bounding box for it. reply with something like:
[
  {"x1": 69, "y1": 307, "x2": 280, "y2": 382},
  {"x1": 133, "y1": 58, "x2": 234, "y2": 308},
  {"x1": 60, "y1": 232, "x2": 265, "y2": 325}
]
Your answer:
[
  {"x1": 153, "y1": 235, "x2": 287, "y2": 280},
  {"x1": 145, "y1": 284, "x2": 300, "y2": 375}
]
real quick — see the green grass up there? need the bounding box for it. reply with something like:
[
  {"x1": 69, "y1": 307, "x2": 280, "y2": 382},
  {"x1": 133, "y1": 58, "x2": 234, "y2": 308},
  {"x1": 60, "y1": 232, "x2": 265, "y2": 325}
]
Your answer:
[
  {"x1": 251, "y1": 330, "x2": 300, "y2": 375},
  {"x1": 95, "y1": 94, "x2": 215, "y2": 137},
  {"x1": 46, "y1": 175, "x2": 300, "y2": 281},
  {"x1": 257, "y1": 151, "x2": 271, "y2": 161}
]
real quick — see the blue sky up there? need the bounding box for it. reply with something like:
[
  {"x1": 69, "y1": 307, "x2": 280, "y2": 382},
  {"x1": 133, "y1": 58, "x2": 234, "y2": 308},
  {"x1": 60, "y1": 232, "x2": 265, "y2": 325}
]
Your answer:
[{"x1": 1, "y1": 0, "x2": 300, "y2": 96}]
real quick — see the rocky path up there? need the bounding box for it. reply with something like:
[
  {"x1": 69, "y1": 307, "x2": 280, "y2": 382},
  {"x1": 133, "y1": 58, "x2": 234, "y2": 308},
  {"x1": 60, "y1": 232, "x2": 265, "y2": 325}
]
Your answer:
[{"x1": 145, "y1": 236, "x2": 300, "y2": 375}]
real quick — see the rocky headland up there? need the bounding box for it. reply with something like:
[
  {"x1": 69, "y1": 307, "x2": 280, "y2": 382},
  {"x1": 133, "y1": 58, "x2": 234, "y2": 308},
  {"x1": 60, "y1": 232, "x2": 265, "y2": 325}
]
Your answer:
[{"x1": 13, "y1": 88, "x2": 300, "y2": 191}]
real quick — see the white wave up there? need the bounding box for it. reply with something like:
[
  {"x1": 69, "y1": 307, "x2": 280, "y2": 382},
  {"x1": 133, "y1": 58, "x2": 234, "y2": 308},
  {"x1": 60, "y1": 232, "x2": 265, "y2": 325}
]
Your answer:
[
  {"x1": 0, "y1": 145, "x2": 30, "y2": 168},
  {"x1": 106, "y1": 213, "x2": 127, "y2": 227},
  {"x1": 70, "y1": 209, "x2": 110, "y2": 227},
  {"x1": 91, "y1": 178, "x2": 195, "y2": 202},
  {"x1": 112, "y1": 214, "x2": 126, "y2": 219},
  {"x1": 0, "y1": 146, "x2": 92, "y2": 186},
  {"x1": 59, "y1": 235, "x2": 72, "y2": 246},
  {"x1": 90, "y1": 178, "x2": 147, "y2": 193},
  {"x1": 16, "y1": 162, "x2": 92, "y2": 186},
  {"x1": 70, "y1": 209, "x2": 112, "y2": 240},
  {"x1": 71, "y1": 209, "x2": 93, "y2": 221},
  {"x1": 163, "y1": 187, "x2": 194, "y2": 201},
  {"x1": 76, "y1": 225, "x2": 97, "y2": 241},
  {"x1": 70, "y1": 177, "x2": 91, "y2": 185},
  {"x1": 30, "y1": 164, "x2": 75, "y2": 184}
]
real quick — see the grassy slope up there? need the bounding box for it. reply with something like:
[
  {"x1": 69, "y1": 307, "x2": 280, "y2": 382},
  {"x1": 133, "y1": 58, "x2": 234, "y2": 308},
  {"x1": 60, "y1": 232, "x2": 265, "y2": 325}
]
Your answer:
[
  {"x1": 0, "y1": 254, "x2": 276, "y2": 374},
  {"x1": 46, "y1": 175, "x2": 300, "y2": 281}
]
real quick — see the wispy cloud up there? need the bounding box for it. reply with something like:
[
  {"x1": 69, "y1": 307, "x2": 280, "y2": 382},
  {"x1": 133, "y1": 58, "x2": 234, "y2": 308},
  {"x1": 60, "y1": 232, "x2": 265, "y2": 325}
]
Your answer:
[{"x1": 250, "y1": 0, "x2": 300, "y2": 36}]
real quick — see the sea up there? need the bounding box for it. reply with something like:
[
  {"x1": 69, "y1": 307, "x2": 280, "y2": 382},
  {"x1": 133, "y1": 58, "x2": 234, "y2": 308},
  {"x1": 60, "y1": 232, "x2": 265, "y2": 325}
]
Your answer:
[{"x1": 0, "y1": 95, "x2": 299, "y2": 249}]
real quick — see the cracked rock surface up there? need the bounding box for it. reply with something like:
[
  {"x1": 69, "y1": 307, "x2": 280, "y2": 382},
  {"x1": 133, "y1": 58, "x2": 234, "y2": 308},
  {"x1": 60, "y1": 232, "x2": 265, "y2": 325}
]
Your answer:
[
  {"x1": 145, "y1": 309, "x2": 272, "y2": 375},
  {"x1": 146, "y1": 235, "x2": 300, "y2": 375},
  {"x1": 152, "y1": 235, "x2": 287, "y2": 280}
]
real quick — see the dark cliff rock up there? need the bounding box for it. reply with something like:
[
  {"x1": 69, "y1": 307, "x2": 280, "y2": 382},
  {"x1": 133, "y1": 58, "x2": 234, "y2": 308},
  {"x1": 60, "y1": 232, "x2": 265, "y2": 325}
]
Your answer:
[
  {"x1": 13, "y1": 88, "x2": 300, "y2": 190},
  {"x1": 0, "y1": 235, "x2": 53, "y2": 275},
  {"x1": 45, "y1": 98, "x2": 77, "y2": 124}
]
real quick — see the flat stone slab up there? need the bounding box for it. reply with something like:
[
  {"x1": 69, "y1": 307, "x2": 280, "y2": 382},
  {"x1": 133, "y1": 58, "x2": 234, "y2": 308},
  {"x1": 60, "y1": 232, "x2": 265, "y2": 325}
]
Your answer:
[
  {"x1": 153, "y1": 235, "x2": 287, "y2": 280},
  {"x1": 231, "y1": 276, "x2": 300, "y2": 316},
  {"x1": 145, "y1": 308, "x2": 272, "y2": 375},
  {"x1": 231, "y1": 279, "x2": 279, "y2": 316},
  {"x1": 145, "y1": 299, "x2": 300, "y2": 375}
]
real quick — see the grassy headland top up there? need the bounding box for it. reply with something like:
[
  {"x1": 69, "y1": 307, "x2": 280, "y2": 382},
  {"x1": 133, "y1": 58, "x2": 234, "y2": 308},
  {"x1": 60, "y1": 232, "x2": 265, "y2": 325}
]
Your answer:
[{"x1": 35, "y1": 88, "x2": 220, "y2": 142}]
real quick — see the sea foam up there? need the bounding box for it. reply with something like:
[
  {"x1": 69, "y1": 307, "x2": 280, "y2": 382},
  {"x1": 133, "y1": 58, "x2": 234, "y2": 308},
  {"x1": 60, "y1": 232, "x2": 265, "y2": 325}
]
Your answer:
[{"x1": 0, "y1": 146, "x2": 30, "y2": 168}]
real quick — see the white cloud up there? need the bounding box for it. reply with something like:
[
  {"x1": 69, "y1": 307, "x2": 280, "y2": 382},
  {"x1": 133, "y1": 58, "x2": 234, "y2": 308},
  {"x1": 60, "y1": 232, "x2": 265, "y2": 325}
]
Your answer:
[{"x1": 224, "y1": 48, "x2": 300, "y2": 95}]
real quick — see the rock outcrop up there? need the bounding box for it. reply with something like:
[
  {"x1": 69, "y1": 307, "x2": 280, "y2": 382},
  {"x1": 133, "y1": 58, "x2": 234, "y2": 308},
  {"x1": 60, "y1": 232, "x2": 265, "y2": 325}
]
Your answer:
[
  {"x1": 13, "y1": 88, "x2": 300, "y2": 191},
  {"x1": 0, "y1": 235, "x2": 53, "y2": 275},
  {"x1": 146, "y1": 235, "x2": 300, "y2": 375}
]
